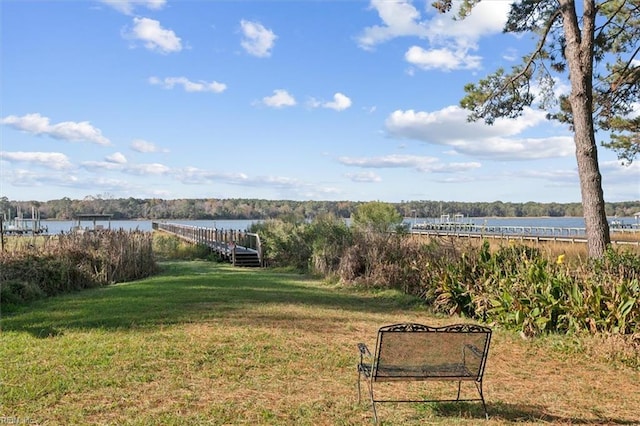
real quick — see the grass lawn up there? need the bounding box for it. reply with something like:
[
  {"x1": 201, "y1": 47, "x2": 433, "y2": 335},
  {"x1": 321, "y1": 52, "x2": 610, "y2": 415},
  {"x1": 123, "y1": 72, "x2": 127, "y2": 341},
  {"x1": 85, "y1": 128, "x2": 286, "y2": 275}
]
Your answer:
[{"x1": 1, "y1": 261, "x2": 639, "y2": 425}]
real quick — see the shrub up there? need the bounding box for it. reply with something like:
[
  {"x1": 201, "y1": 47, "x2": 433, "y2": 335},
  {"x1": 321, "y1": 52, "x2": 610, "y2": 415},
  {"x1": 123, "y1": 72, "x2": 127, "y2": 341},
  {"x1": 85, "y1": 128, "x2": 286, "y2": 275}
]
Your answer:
[
  {"x1": 308, "y1": 213, "x2": 352, "y2": 276},
  {"x1": 249, "y1": 219, "x2": 313, "y2": 270},
  {"x1": 332, "y1": 234, "x2": 640, "y2": 338},
  {"x1": 250, "y1": 217, "x2": 639, "y2": 338},
  {"x1": 1, "y1": 230, "x2": 158, "y2": 307},
  {"x1": 0, "y1": 279, "x2": 45, "y2": 305}
]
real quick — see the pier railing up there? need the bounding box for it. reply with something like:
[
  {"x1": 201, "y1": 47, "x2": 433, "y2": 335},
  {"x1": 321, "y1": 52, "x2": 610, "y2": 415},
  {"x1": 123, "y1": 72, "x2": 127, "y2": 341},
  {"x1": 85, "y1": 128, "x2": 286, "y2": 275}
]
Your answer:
[
  {"x1": 152, "y1": 222, "x2": 262, "y2": 266},
  {"x1": 410, "y1": 223, "x2": 639, "y2": 246}
]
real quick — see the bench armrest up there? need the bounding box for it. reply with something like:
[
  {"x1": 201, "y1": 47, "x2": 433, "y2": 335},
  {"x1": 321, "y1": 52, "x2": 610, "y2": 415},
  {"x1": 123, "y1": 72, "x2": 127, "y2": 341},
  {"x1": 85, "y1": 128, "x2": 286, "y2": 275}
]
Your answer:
[
  {"x1": 358, "y1": 343, "x2": 371, "y2": 357},
  {"x1": 464, "y1": 343, "x2": 484, "y2": 358}
]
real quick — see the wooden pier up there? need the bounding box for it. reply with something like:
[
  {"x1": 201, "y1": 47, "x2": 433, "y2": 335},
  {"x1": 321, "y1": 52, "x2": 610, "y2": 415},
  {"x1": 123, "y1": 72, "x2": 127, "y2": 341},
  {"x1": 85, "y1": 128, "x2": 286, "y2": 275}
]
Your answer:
[
  {"x1": 410, "y1": 222, "x2": 640, "y2": 245},
  {"x1": 152, "y1": 222, "x2": 263, "y2": 267}
]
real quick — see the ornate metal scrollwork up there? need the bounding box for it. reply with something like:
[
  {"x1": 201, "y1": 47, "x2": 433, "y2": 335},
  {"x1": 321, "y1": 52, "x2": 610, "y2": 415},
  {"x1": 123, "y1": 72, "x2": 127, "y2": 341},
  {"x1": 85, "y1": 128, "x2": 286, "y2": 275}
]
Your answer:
[
  {"x1": 440, "y1": 324, "x2": 491, "y2": 333},
  {"x1": 381, "y1": 323, "x2": 433, "y2": 332},
  {"x1": 379, "y1": 323, "x2": 491, "y2": 333}
]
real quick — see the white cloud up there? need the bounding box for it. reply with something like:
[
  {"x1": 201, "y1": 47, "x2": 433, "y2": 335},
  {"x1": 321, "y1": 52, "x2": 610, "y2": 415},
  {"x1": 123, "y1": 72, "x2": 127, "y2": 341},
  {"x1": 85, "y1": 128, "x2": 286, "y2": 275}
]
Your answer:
[
  {"x1": 149, "y1": 76, "x2": 227, "y2": 93},
  {"x1": 426, "y1": 1, "x2": 511, "y2": 44},
  {"x1": 345, "y1": 171, "x2": 382, "y2": 183},
  {"x1": 323, "y1": 93, "x2": 352, "y2": 111},
  {"x1": 453, "y1": 136, "x2": 574, "y2": 160},
  {"x1": 240, "y1": 20, "x2": 277, "y2": 57},
  {"x1": 124, "y1": 17, "x2": 182, "y2": 54},
  {"x1": 131, "y1": 139, "x2": 166, "y2": 153},
  {"x1": 100, "y1": 0, "x2": 166, "y2": 15},
  {"x1": 338, "y1": 154, "x2": 481, "y2": 173},
  {"x1": 356, "y1": 0, "x2": 428, "y2": 50},
  {"x1": 309, "y1": 92, "x2": 352, "y2": 111},
  {"x1": 175, "y1": 166, "x2": 337, "y2": 199},
  {"x1": 176, "y1": 167, "x2": 249, "y2": 185},
  {"x1": 601, "y1": 160, "x2": 640, "y2": 200},
  {"x1": 106, "y1": 152, "x2": 127, "y2": 164},
  {"x1": 3, "y1": 169, "x2": 79, "y2": 188},
  {"x1": 81, "y1": 160, "x2": 124, "y2": 171},
  {"x1": 125, "y1": 163, "x2": 171, "y2": 175},
  {"x1": 516, "y1": 168, "x2": 577, "y2": 184},
  {"x1": 601, "y1": 159, "x2": 640, "y2": 180},
  {"x1": 405, "y1": 46, "x2": 481, "y2": 71},
  {"x1": 386, "y1": 106, "x2": 545, "y2": 140},
  {"x1": 358, "y1": 0, "x2": 512, "y2": 71},
  {"x1": 502, "y1": 47, "x2": 518, "y2": 62},
  {"x1": 0, "y1": 151, "x2": 74, "y2": 170},
  {"x1": 261, "y1": 89, "x2": 296, "y2": 108},
  {"x1": 384, "y1": 105, "x2": 574, "y2": 160},
  {"x1": 1, "y1": 113, "x2": 110, "y2": 145}
]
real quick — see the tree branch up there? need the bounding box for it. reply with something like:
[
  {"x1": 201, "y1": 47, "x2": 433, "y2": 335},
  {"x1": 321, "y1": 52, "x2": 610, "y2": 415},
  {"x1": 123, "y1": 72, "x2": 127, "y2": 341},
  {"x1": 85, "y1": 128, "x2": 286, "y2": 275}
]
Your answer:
[
  {"x1": 594, "y1": 0, "x2": 628, "y2": 38},
  {"x1": 492, "y1": 9, "x2": 562, "y2": 100}
]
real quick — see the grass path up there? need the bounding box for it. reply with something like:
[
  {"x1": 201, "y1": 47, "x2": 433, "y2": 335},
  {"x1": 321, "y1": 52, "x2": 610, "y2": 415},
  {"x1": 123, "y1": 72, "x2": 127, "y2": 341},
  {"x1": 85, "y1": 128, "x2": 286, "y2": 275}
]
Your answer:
[{"x1": 1, "y1": 261, "x2": 639, "y2": 425}]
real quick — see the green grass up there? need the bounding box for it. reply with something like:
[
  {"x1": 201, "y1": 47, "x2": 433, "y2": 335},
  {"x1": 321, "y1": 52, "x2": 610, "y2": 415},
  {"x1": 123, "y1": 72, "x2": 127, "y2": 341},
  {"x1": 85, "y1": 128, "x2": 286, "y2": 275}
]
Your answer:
[{"x1": 1, "y1": 261, "x2": 639, "y2": 425}]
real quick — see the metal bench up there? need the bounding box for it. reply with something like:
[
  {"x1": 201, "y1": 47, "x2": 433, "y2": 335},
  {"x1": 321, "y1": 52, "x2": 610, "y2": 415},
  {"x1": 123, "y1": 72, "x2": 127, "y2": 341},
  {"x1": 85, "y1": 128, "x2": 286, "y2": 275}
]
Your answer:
[{"x1": 357, "y1": 323, "x2": 492, "y2": 423}]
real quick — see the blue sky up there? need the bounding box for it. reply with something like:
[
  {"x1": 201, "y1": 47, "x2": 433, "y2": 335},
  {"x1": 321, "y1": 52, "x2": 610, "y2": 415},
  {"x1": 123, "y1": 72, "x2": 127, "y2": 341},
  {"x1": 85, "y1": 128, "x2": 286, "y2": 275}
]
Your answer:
[{"x1": 1, "y1": 0, "x2": 638, "y2": 203}]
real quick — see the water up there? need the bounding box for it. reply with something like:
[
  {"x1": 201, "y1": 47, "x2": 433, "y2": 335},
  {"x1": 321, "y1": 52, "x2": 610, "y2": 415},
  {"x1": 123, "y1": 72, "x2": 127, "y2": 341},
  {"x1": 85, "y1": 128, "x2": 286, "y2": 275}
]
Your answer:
[
  {"x1": 39, "y1": 219, "x2": 262, "y2": 234},
  {"x1": 34, "y1": 216, "x2": 639, "y2": 235},
  {"x1": 412, "y1": 216, "x2": 590, "y2": 228}
]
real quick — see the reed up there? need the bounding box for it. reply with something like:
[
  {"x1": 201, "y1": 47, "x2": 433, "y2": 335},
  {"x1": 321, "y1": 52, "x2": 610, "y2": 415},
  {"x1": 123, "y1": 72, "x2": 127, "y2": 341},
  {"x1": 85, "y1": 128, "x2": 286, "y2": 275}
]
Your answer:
[{"x1": 1, "y1": 230, "x2": 157, "y2": 307}]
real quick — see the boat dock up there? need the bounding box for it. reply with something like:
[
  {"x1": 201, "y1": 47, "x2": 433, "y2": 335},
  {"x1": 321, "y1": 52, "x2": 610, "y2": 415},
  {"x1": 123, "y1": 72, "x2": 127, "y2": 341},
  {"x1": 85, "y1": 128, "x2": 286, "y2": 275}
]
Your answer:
[
  {"x1": 0, "y1": 206, "x2": 48, "y2": 235},
  {"x1": 410, "y1": 215, "x2": 639, "y2": 245},
  {"x1": 152, "y1": 221, "x2": 263, "y2": 267}
]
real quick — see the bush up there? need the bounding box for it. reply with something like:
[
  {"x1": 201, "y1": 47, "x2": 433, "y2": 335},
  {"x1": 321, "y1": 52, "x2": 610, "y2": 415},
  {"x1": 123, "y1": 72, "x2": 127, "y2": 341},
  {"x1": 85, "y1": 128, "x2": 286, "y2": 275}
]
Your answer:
[
  {"x1": 250, "y1": 219, "x2": 314, "y2": 270},
  {"x1": 308, "y1": 213, "x2": 352, "y2": 276},
  {"x1": 332, "y1": 234, "x2": 640, "y2": 338},
  {"x1": 1, "y1": 230, "x2": 158, "y2": 307},
  {"x1": 0, "y1": 279, "x2": 45, "y2": 305},
  {"x1": 249, "y1": 216, "x2": 639, "y2": 338}
]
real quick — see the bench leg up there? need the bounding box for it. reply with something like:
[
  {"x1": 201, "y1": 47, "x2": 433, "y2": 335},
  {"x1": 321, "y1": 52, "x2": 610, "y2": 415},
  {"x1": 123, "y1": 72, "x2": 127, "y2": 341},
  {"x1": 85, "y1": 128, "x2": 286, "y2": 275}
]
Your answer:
[
  {"x1": 475, "y1": 381, "x2": 489, "y2": 420},
  {"x1": 357, "y1": 367, "x2": 379, "y2": 424},
  {"x1": 368, "y1": 381, "x2": 379, "y2": 425},
  {"x1": 357, "y1": 368, "x2": 362, "y2": 404}
]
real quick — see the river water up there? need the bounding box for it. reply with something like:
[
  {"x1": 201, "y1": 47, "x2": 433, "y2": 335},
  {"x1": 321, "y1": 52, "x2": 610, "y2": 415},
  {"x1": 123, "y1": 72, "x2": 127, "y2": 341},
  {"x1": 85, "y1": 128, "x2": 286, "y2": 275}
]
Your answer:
[{"x1": 33, "y1": 216, "x2": 638, "y2": 235}]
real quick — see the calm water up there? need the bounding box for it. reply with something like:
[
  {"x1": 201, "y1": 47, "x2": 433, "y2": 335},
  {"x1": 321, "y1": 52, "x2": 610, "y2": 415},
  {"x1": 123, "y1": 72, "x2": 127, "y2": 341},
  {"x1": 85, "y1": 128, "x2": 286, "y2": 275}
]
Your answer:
[
  {"x1": 36, "y1": 216, "x2": 638, "y2": 235},
  {"x1": 38, "y1": 219, "x2": 262, "y2": 234}
]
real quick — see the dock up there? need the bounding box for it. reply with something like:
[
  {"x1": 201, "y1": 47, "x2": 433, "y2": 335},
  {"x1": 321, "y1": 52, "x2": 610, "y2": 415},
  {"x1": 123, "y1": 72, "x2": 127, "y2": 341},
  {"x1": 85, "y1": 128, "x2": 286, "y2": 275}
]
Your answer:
[
  {"x1": 0, "y1": 206, "x2": 48, "y2": 235},
  {"x1": 152, "y1": 222, "x2": 263, "y2": 267},
  {"x1": 410, "y1": 221, "x2": 639, "y2": 245}
]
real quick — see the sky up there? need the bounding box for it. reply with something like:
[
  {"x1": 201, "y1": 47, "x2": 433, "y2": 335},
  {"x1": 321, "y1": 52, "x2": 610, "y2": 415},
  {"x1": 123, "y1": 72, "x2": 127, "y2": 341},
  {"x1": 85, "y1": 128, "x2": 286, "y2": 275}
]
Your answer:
[{"x1": 1, "y1": 0, "x2": 638, "y2": 203}]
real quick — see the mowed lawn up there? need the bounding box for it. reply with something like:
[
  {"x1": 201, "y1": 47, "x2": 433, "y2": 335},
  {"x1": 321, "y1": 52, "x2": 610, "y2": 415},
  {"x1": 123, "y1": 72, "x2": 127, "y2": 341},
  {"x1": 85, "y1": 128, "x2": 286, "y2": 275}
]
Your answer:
[{"x1": 1, "y1": 261, "x2": 639, "y2": 425}]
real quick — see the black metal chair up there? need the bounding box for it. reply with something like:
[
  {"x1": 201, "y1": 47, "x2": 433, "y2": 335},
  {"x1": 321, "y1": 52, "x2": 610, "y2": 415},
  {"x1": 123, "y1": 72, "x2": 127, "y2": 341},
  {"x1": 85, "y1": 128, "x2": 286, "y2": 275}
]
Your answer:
[{"x1": 357, "y1": 323, "x2": 492, "y2": 423}]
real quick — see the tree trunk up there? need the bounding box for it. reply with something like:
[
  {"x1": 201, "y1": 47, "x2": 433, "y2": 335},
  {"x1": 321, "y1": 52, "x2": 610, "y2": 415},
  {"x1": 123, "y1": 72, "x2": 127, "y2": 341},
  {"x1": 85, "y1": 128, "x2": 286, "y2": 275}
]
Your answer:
[{"x1": 560, "y1": 0, "x2": 610, "y2": 258}]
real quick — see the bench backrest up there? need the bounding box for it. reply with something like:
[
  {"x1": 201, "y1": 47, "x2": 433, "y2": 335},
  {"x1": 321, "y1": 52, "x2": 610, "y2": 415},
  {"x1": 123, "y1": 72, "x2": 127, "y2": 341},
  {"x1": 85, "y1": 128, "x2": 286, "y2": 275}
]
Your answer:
[{"x1": 373, "y1": 323, "x2": 491, "y2": 381}]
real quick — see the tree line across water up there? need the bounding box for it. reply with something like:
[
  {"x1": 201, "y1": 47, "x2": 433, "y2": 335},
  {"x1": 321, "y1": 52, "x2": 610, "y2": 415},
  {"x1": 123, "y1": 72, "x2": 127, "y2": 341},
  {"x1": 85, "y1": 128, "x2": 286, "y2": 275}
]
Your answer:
[{"x1": 2, "y1": 196, "x2": 639, "y2": 221}]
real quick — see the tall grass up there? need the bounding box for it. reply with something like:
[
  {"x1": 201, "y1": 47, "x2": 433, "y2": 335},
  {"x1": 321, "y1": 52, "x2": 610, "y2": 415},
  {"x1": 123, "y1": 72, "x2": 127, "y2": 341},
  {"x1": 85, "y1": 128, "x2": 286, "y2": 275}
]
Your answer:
[
  {"x1": 1, "y1": 230, "x2": 157, "y2": 308},
  {"x1": 152, "y1": 233, "x2": 213, "y2": 261}
]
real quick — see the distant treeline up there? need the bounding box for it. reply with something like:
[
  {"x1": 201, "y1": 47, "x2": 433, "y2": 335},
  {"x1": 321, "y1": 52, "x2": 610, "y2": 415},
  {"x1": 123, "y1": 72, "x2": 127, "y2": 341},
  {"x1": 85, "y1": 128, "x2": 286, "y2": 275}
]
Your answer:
[{"x1": 2, "y1": 196, "x2": 639, "y2": 221}]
